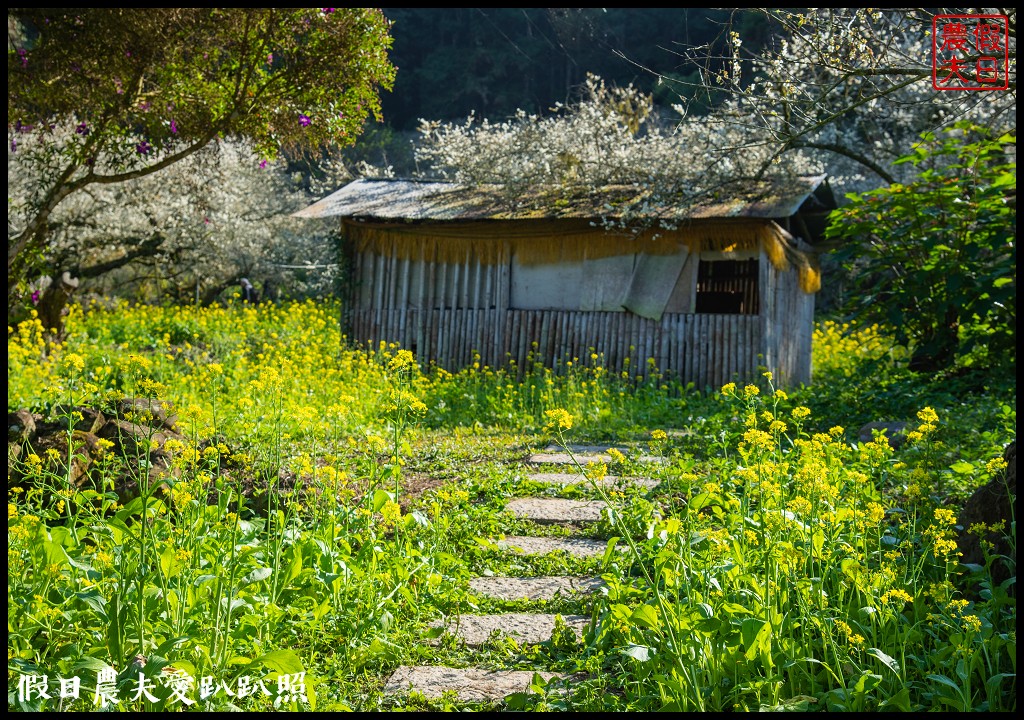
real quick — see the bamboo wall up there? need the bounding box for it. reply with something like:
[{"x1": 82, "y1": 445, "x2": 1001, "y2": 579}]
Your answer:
[
  {"x1": 347, "y1": 306, "x2": 762, "y2": 390},
  {"x1": 759, "y1": 244, "x2": 814, "y2": 386},
  {"x1": 343, "y1": 228, "x2": 814, "y2": 389}
]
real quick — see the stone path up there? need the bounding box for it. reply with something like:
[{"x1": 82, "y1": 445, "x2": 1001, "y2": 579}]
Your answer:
[
  {"x1": 468, "y1": 575, "x2": 603, "y2": 601},
  {"x1": 495, "y1": 535, "x2": 612, "y2": 557},
  {"x1": 384, "y1": 442, "x2": 659, "y2": 705},
  {"x1": 384, "y1": 667, "x2": 565, "y2": 702},
  {"x1": 525, "y1": 451, "x2": 666, "y2": 467},
  {"x1": 506, "y1": 497, "x2": 607, "y2": 524},
  {"x1": 428, "y1": 612, "x2": 591, "y2": 647},
  {"x1": 525, "y1": 471, "x2": 660, "y2": 491}
]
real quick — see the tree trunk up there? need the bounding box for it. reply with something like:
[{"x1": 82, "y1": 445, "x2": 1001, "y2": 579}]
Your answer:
[{"x1": 36, "y1": 271, "x2": 80, "y2": 340}]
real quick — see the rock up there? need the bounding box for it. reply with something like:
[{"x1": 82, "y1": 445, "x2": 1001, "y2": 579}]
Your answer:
[
  {"x1": 97, "y1": 419, "x2": 180, "y2": 458},
  {"x1": 957, "y1": 440, "x2": 1016, "y2": 589},
  {"x1": 8, "y1": 409, "x2": 37, "y2": 443},
  {"x1": 495, "y1": 536, "x2": 613, "y2": 558},
  {"x1": 428, "y1": 613, "x2": 590, "y2": 647},
  {"x1": 525, "y1": 472, "x2": 659, "y2": 491},
  {"x1": 505, "y1": 497, "x2": 607, "y2": 524},
  {"x1": 67, "y1": 431, "x2": 102, "y2": 486},
  {"x1": 115, "y1": 398, "x2": 178, "y2": 430},
  {"x1": 468, "y1": 576, "x2": 604, "y2": 601},
  {"x1": 51, "y1": 405, "x2": 107, "y2": 434},
  {"x1": 384, "y1": 666, "x2": 566, "y2": 702},
  {"x1": 858, "y1": 421, "x2": 910, "y2": 449}
]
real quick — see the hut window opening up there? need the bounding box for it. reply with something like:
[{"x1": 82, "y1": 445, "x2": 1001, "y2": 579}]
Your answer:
[{"x1": 695, "y1": 258, "x2": 759, "y2": 315}]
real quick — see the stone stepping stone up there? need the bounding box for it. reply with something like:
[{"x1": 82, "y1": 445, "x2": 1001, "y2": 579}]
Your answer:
[
  {"x1": 526, "y1": 452, "x2": 666, "y2": 467},
  {"x1": 525, "y1": 472, "x2": 659, "y2": 491},
  {"x1": 429, "y1": 612, "x2": 590, "y2": 647},
  {"x1": 506, "y1": 497, "x2": 607, "y2": 524},
  {"x1": 495, "y1": 535, "x2": 613, "y2": 558},
  {"x1": 526, "y1": 451, "x2": 612, "y2": 466},
  {"x1": 541, "y1": 443, "x2": 632, "y2": 454},
  {"x1": 469, "y1": 575, "x2": 604, "y2": 601},
  {"x1": 384, "y1": 665, "x2": 564, "y2": 702}
]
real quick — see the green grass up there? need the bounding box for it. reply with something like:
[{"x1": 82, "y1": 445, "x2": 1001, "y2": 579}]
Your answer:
[{"x1": 7, "y1": 302, "x2": 1016, "y2": 711}]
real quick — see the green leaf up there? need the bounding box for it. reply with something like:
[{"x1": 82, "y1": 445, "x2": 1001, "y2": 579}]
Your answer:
[
  {"x1": 927, "y1": 673, "x2": 963, "y2": 693},
  {"x1": 160, "y1": 544, "x2": 178, "y2": 579},
  {"x1": 630, "y1": 604, "x2": 661, "y2": 631},
  {"x1": 985, "y1": 673, "x2": 1015, "y2": 693},
  {"x1": 603, "y1": 536, "x2": 621, "y2": 565},
  {"x1": 49, "y1": 525, "x2": 76, "y2": 548},
  {"x1": 74, "y1": 589, "x2": 108, "y2": 620},
  {"x1": 41, "y1": 540, "x2": 70, "y2": 567},
  {"x1": 879, "y1": 687, "x2": 913, "y2": 712},
  {"x1": 759, "y1": 695, "x2": 819, "y2": 712},
  {"x1": 242, "y1": 567, "x2": 273, "y2": 586},
  {"x1": 372, "y1": 489, "x2": 394, "y2": 513},
  {"x1": 73, "y1": 656, "x2": 115, "y2": 675},
  {"x1": 621, "y1": 644, "x2": 652, "y2": 662},
  {"x1": 852, "y1": 672, "x2": 881, "y2": 694},
  {"x1": 742, "y1": 618, "x2": 772, "y2": 661},
  {"x1": 283, "y1": 546, "x2": 303, "y2": 586},
  {"x1": 867, "y1": 647, "x2": 900, "y2": 675},
  {"x1": 250, "y1": 649, "x2": 304, "y2": 675}
]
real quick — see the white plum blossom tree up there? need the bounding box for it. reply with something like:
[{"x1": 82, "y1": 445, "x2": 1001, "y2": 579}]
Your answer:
[
  {"x1": 414, "y1": 73, "x2": 824, "y2": 225},
  {"x1": 632, "y1": 8, "x2": 1015, "y2": 192},
  {"x1": 7, "y1": 8, "x2": 395, "y2": 333},
  {"x1": 8, "y1": 127, "x2": 348, "y2": 332},
  {"x1": 411, "y1": 9, "x2": 1015, "y2": 216}
]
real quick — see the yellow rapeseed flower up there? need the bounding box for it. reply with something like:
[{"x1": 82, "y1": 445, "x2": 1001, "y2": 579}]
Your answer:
[
  {"x1": 881, "y1": 588, "x2": 913, "y2": 605},
  {"x1": 544, "y1": 408, "x2": 574, "y2": 431},
  {"x1": 379, "y1": 500, "x2": 402, "y2": 530},
  {"x1": 917, "y1": 407, "x2": 939, "y2": 425},
  {"x1": 60, "y1": 352, "x2": 85, "y2": 374},
  {"x1": 933, "y1": 507, "x2": 958, "y2": 526}
]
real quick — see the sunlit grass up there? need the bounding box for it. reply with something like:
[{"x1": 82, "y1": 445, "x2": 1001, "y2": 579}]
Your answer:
[{"x1": 7, "y1": 302, "x2": 1016, "y2": 711}]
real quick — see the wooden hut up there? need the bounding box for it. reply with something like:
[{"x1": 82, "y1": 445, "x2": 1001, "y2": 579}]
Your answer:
[{"x1": 294, "y1": 176, "x2": 835, "y2": 388}]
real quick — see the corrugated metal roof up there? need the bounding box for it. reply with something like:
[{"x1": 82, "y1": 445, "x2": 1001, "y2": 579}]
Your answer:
[{"x1": 293, "y1": 175, "x2": 829, "y2": 222}]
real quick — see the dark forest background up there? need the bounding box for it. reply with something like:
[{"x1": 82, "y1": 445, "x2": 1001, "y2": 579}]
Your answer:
[{"x1": 377, "y1": 8, "x2": 768, "y2": 128}]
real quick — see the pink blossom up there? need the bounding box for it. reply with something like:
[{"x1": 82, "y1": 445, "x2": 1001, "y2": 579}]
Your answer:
[
  {"x1": 259, "y1": 159, "x2": 268, "y2": 169},
  {"x1": 170, "y1": 119, "x2": 178, "y2": 135},
  {"x1": 299, "y1": 114, "x2": 312, "y2": 127}
]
